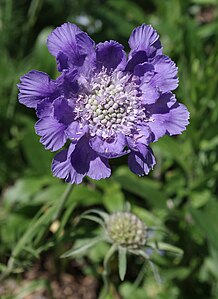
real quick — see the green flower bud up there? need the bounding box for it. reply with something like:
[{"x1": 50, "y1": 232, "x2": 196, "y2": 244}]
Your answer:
[{"x1": 106, "y1": 212, "x2": 147, "y2": 249}]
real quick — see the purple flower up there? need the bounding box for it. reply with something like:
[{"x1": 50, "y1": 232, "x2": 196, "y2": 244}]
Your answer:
[{"x1": 17, "y1": 23, "x2": 189, "y2": 184}]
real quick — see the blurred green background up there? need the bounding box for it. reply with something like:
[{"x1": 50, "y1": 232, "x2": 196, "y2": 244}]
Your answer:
[{"x1": 1, "y1": 0, "x2": 218, "y2": 298}]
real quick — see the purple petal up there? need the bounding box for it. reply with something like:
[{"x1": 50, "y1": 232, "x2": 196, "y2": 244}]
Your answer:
[
  {"x1": 87, "y1": 155, "x2": 111, "y2": 180},
  {"x1": 36, "y1": 98, "x2": 53, "y2": 118},
  {"x1": 35, "y1": 97, "x2": 75, "y2": 151},
  {"x1": 133, "y1": 62, "x2": 154, "y2": 78},
  {"x1": 125, "y1": 51, "x2": 147, "y2": 73},
  {"x1": 140, "y1": 82, "x2": 160, "y2": 105},
  {"x1": 66, "y1": 121, "x2": 87, "y2": 141},
  {"x1": 75, "y1": 32, "x2": 96, "y2": 75},
  {"x1": 72, "y1": 137, "x2": 111, "y2": 181},
  {"x1": 89, "y1": 134, "x2": 127, "y2": 158},
  {"x1": 47, "y1": 23, "x2": 95, "y2": 73},
  {"x1": 56, "y1": 69, "x2": 79, "y2": 96},
  {"x1": 128, "y1": 144, "x2": 156, "y2": 176},
  {"x1": 17, "y1": 71, "x2": 56, "y2": 108},
  {"x1": 151, "y1": 55, "x2": 178, "y2": 92},
  {"x1": 76, "y1": 32, "x2": 95, "y2": 56},
  {"x1": 146, "y1": 92, "x2": 190, "y2": 140},
  {"x1": 52, "y1": 137, "x2": 111, "y2": 184},
  {"x1": 47, "y1": 23, "x2": 81, "y2": 57},
  {"x1": 96, "y1": 40, "x2": 126, "y2": 71},
  {"x1": 128, "y1": 24, "x2": 162, "y2": 58},
  {"x1": 56, "y1": 52, "x2": 69, "y2": 71},
  {"x1": 133, "y1": 125, "x2": 154, "y2": 145},
  {"x1": 53, "y1": 97, "x2": 74, "y2": 125},
  {"x1": 35, "y1": 117, "x2": 68, "y2": 152},
  {"x1": 52, "y1": 143, "x2": 85, "y2": 184}
]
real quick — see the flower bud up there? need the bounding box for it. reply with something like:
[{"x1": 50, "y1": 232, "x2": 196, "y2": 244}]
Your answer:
[{"x1": 106, "y1": 212, "x2": 147, "y2": 249}]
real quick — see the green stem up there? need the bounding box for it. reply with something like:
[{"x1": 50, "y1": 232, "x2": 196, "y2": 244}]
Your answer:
[
  {"x1": 99, "y1": 244, "x2": 117, "y2": 299},
  {"x1": 52, "y1": 183, "x2": 74, "y2": 221}
]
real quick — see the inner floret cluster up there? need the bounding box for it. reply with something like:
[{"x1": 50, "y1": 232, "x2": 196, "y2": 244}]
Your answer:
[
  {"x1": 17, "y1": 22, "x2": 190, "y2": 184},
  {"x1": 76, "y1": 69, "x2": 144, "y2": 139}
]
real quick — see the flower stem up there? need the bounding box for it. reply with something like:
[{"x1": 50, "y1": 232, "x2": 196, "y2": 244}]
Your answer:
[
  {"x1": 100, "y1": 244, "x2": 117, "y2": 299},
  {"x1": 52, "y1": 183, "x2": 74, "y2": 221}
]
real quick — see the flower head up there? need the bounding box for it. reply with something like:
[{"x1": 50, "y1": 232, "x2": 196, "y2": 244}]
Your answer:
[
  {"x1": 106, "y1": 212, "x2": 146, "y2": 249},
  {"x1": 18, "y1": 23, "x2": 189, "y2": 184}
]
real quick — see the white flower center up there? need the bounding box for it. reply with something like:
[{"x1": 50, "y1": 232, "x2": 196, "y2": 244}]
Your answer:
[{"x1": 75, "y1": 69, "x2": 145, "y2": 138}]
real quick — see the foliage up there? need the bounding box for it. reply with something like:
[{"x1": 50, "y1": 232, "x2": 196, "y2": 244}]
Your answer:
[{"x1": 0, "y1": 0, "x2": 218, "y2": 298}]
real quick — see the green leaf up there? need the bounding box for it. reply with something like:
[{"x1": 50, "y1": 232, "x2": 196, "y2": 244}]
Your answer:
[
  {"x1": 61, "y1": 236, "x2": 105, "y2": 258},
  {"x1": 80, "y1": 214, "x2": 106, "y2": 228},
  {"x1": 3, "y1": 176, "x2": 57, "y2": 205},
  {"x1": 81, "y1": 209, "x2": 109, "y2": 221},
  {"x1": 118, "y1": 246, "x2": 127, "y2": 281},
  {"x1": 150, "y1": 242, "x2": 184, "y2": 256},
  {"x1": 190, "y1": 202, "x2": 218, "y2": 251},
  {"x1": 19, "y1": 116, "x2": 53, "y2": 175},
  {"x1": 114, "y1": 166, "x2": 167, "y2": 208}
]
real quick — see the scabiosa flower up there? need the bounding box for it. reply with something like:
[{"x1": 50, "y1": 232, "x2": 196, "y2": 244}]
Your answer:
[{"x1": 17, "y1": 23, "x2": 189, "y2": 184}]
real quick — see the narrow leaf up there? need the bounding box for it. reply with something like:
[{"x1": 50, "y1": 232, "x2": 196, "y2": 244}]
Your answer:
[
  {"x1": 118, "y1": 246, "x2": 127, "y2": 281},
  {"x1": 61, "y1": 236, "x2": 105, "y2": 258}
]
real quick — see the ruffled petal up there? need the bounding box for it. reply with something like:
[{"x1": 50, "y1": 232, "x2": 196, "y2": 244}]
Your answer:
[
  {"x1": 140, "y1": 82, "x2": 160, "y2": 104},
  {"x1": 47, "y1": 23, "x2": 95, "y2": 73},
  {"x1": 56, "y1": 69, "x2": 79, "y2": 96},
  {"x1": 96, "y1": 40, "x2": 126, "y2": 71},
  {"x1": 36, "y1": 98, "x2": 53, "y2": 118},
  {"x1": 125, "y1": 51, "x2": 147, "y2": 73},
  {"x1": 66, "y1": 121, "x2": 87, "y2": 141},
  {"x1": 47, "y1": 23, "x2": 81, "y2": 57},
  {"x1": 17, "y1": 71, "x2": 56, "y2": 108},
  {"x1": 75, "y1": 32, "x2": 96, "y2": 75},
  {"x1": 87, "y1": 155, "x2": 111, "y2": 180},
  {"x1": 132, "y1": 125, "x2": 154, "y2": 145},
  {"x1": 35, "y1": 117, "x2": 67, "y2": 152},
  {"x1": 128, "y1": 24, "x2": 162, "y2": 58},
  {"x1": 52, "y1": 137, "x2": 111, "y2": 184},
  {"x1": 151, "y1": 55, "x2": 178, "y2": 92},
  {"x1": 52, "y1": 143, "x2": 85, "y2": 184},
  {"x1": 89, "y1": 134, "x2": 128, "y2": 158},
  {"x1": 133, "y1": 62, "x2": 154, "y2": 78},
  {"x1": 53, "y1": 97, "x2": 75, "y2": 125},
  {"x1": 128, "y1": 144, "x2": 156, "y2": 176},
  {"x1": 146, "y1": 92, "x2": 190, "y2": 141},
  {"x1": 35, "y1": 97, "x2": 75, "y2": 151},
  {"x1": 76, "y1": 32, "x2": 95, "y2": 56}
]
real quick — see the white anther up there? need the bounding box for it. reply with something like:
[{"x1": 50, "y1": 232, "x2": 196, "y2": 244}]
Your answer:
[
  {"x1": 108, "y1": 107, "x2": 114, "y2": 114},
  {"x1": 108, "y1": 100, "x2": 114, "y2": 107},
  {"x1": 104, "y1": 104, "x2": 110, "y2": 109},
  {"x1": 112, "y1": 103, "x2": 118, "y2": 110},
  {"x1": 98, "y1": 114, "x2": 104, "y2": 120}
]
